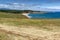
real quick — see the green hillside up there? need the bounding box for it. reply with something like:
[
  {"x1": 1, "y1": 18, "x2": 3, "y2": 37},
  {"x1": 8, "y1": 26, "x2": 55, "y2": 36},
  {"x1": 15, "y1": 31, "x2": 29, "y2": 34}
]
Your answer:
[{"x1": 0, "y1": 12, "x2": 27, "y2": 18}]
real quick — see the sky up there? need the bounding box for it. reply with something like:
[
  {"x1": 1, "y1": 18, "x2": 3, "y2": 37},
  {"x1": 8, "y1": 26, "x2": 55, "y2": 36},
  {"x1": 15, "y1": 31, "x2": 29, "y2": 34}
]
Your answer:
[{"x1": 0, "y1": 0, "x2": 60, "y2": 11}]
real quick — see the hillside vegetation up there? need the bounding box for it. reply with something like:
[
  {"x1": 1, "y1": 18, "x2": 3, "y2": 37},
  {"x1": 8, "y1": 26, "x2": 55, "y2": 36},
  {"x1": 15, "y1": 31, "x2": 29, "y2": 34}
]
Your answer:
[
  {"x1": 0, "y1": 12, "x2": 60, "y2": 31},
  {"x1": 0, "y1": 12, "x2": 27, "y2": 18},
  {"x1": 0, "y1": 11, "x2": 60, "y2": 40}
]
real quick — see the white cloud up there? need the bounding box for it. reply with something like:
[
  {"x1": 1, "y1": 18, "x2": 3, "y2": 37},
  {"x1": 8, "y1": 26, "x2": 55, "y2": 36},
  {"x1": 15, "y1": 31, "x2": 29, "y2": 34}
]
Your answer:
[
  {"x1": 0, "y1": 3, "x2": 25, "y2": 10},
  {"x1": 0, "y1": 3, "x2": 41, "y2": 10},
  {"x1": 12, "y1": 3, "x2": 19, "y2": 5},
  {"x1": 46, "y1": 6, "x2": 60, "y2": 9},
  {"x1": 0, "y1": 4, "x2": 9, "y2": 8},
  {"x1": 38, "y1": 6, "x2": 60, "y2": 11},
  {"x1": 0, "y1": 3, "x2": 60, "y2": 11}
]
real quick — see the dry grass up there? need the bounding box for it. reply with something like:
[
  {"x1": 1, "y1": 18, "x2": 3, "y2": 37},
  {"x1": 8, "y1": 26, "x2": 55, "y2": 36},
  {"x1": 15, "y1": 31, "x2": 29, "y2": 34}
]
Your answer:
[
  {"x1": 0, "y1": 12, "x2": 60, "y2": 40},
  {"x1": 0, "y1": 30, "x2": 14, "y2": 40},
  {"x1": 0, "y1": 24, "x2": 60, "y2": 40},
  {"x1": 0, "y1": 18, "x2": 60, "y2": 31}
]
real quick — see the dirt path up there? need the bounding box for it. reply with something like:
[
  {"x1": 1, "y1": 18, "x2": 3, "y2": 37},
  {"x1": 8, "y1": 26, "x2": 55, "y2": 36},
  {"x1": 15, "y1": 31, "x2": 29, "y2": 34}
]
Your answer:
[{"x1": 0, "y1": 24, "x2": 60, "y2": 40}]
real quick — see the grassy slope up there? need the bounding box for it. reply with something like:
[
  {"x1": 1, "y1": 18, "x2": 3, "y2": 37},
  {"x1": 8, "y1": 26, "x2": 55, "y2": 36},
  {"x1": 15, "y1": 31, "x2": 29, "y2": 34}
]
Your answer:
[
  {"x1": 0, "y1": 12, "x2": 60, "y2": 40},
  {"x1": 0, "y1": 12, "x2": 60, "y2": 31},
  {"x1": 0, "y1": 12, "x2": 28, "y2": 40},
  {"x1": 0, "y1": 30, "x2": 14, "y2": 40},
  {"x1": 0, "y1": 30, "x2": 22, "y2": 40},
  {"x1": 0, "y1": 12, "x2": 27, "y2": 18}
]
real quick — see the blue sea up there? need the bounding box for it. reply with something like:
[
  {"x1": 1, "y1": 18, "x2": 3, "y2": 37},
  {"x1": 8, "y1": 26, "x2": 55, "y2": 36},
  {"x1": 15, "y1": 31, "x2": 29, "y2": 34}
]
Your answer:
[{"x1": 28, "y1": 12, "x2": 60, "y2": 19}]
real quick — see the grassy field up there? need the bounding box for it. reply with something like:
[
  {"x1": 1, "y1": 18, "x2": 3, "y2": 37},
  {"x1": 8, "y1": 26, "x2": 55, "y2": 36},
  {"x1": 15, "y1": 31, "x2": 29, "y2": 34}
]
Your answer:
[
  {"x1": 0, "y1": 12, "x2": 60, "y2": 31},
  {"x1": 0, "y1": 18, "x2": 60, "y2": 31},
  {"x1": 0, "y1": 12, "x2": 60, "y2": 40},
  {"x1": 0, "y1": 31, "x2": 12, "y2": 40},
  {"x1": 0, "y1": 12, "x2": 27, "y2": 18}
]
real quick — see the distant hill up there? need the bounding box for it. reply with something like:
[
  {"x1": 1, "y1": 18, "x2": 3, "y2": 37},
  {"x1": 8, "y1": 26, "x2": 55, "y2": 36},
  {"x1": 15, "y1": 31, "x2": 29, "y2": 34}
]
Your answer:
[{"x1": 0, "y1": 9, "x2": 46, "y2": 14}]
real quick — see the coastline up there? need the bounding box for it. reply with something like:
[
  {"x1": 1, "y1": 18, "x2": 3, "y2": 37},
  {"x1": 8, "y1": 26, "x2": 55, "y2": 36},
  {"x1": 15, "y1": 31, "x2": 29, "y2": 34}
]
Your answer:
[{"x1": 22, "y1": 13, "x2": 31, "y2": 18}]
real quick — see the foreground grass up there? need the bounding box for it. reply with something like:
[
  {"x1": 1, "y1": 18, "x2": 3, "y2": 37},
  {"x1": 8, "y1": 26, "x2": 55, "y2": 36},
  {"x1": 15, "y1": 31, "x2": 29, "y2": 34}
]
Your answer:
[
  {"x1": 0, "y1": 12, "x2": 60, "y2": 40},
  {"x1": 0, "y1": 31, "x2": 13, "y2": 40}
]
